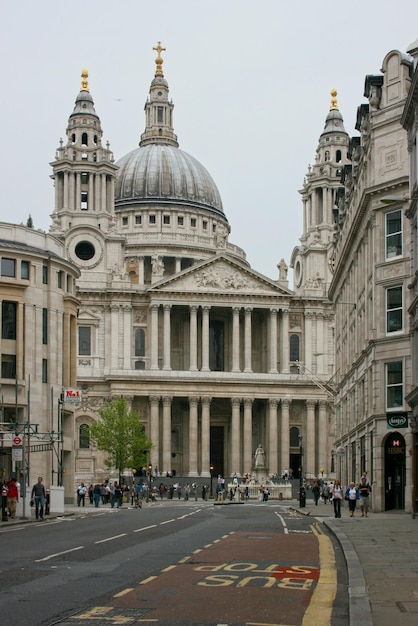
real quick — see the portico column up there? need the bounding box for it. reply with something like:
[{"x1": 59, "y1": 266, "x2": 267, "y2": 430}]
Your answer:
[
  {"x1": 318, "y1": 401, "x2": 328, "y2": 473},
  {"x1": 231, "y1": 398, "x2": 241, "y2": 475},
  {"x1": 268, "y1": 399, "x2": 278, "y2": 475},
  {"x1": 243, "y1": 398, "x2": 253, "y2": 476},
  {"x1": 280, "y1": 309, "x2": 290, "y2": 373},
  {"x1": 149, "y1": 396, "x2": 160, "y2": 469},
  {"x1": 150, "y1": 304, "x2": 159, "y2": 370},
  {"x1": 188, "y1": 397, "x2": 199, "y2": 476},
  {"x1": 306, "y1": 399, "x2": 316, "y2": 477},
  {"x1": 232, "y1": 307, "x2": 240, "y2": 372},
  {"x1": 201, "y1": 396, "x2": 211, "y2": 477},
  {"x1": 280, "y1": 398, "x2": 291, "y2": 477},
  {"x1": 162, "y1": 304, "x2": 172, "y2": 370},
  {"x1": 189, "y1": 305, "x2": 198, "y2": 371},
  {"x1": 110, "y1": 305, "x2": 119, "y2": 369},
  {"x1": 175, "y1": 257, "x2": 182, "y2": 273},
  {"x1": 162, "y1": 396, "x2": 172, "y2": 475},
  {"x1": 138, "y1": 256, "x2": 144, "y2": 285},
  {"x1": 201, "y1": 306, "x2": 210, "y2": 372},
  {"x1": 244, "y1": 307, "x2": 252, "y2": 373},
  {"x1": 269, "y1": 309, "x2": 278, "y2": 373}
]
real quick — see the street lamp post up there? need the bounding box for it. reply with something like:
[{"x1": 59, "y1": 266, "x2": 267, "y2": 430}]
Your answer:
[
  {"x1": 331, "y1": 450, "x2": 335, "y2": 474},
  {"x1": 210, "y1": 465, "x2": 214, "y2": 499},
  {"x1": 299, "y1": 434, "x2": 305, "y2": 508}
]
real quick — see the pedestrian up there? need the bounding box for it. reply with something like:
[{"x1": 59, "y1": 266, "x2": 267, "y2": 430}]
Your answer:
[
  {"x1": 1, "y1": 479, "x2": 9, "y2": 521},
  {"x1": 6, "y1": 477, "x2": 19, "y2": 519},
  {"x1": 114, "y1": 482, "x2": 123, "y2": 508},
  {"x1": 88, "y1": 483, "x2": 94, "y2": 504},
  {"x1": 312, "y1": 480, "x2": 321, "y2": 506},
  {"x1": 358, "y1": 477, "x2": 371, "y2": 517},
  {"x1": 93, "y1": 484, "x2": 101, "y2": 508},
  {"x1": 31, "y1": 476, "x2": 46, "y2": 520},
  {"x1": 322, "y1": 482, "x2": 329, "y2": 504},
  {"x1": 331, "y1": 479, "x2": 343, "y2": 518},
  {"x1": 77, "y1": 483, "x2": 87, "y2": 506},
  {"x1": 345, "y1": 481, "x2": 360, "y2": 517}
]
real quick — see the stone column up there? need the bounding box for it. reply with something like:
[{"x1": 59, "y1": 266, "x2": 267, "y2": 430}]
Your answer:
[
  {"x1": 101, "y1": 174, "x2": 106, "y2": 212},
  {"x1": 138, "y1": 257, "x2": 144, "y2": 285},
  {"x1": 201, "y1": 306, "x2": 210, "y2": 372},
  {"x1": 88, "y1": 173, "x2": 94, "y2": 211},
  {"x1": 110, "y1": 305, "x2": 119, "y2": 369},
  {"x1": 201, "y1": 396, "x2": 211, "y2": 477},
  {"x1": 280, "y1": 309, "x2": 290, "y2": 373},
  {"x1": 188, "y1": 397, "x2": 199, "y2": 477},
  {"x1": 231, "y1": 398, "x2": 241, "y2": 475},
  {"x1": 175, "y1": 257, "x2": 182, "y2": 273},
  {"x1": 280, "y1": 398, "x2": 291, "y2": 476},
  {"x1": 94, "y1": 171, "x2": 100, "y2": 211},
  {"x1": 69, "y1": 172, "x2": 75, "y2": 210},
  {"x1": 109, "y1": 178, "x2": 115, "y2": 213},
  {"x1": 162, "y1": 304, "x2": 172, "y2": 370},
  {"x1": 149, "y1": 396, "x2": 160, "y2": 469},
  {"x1": 150, "y1": 304, "x2": 159, "y2": 370},
  {"x1": 232, "y1": 307, "x2": 240, "y2": 372},
  {"x1": 268, "y1": 398, "x2": 279, "y2": 475},
  {"x1": 243, "y1": 398, "x2": 253, "y2": 476},
  {"x1": 318, "y1": 400, "x2": 328, "y2": 473},
  {"x1": 75, "y1": 173, "x2": 81, "y2": 210},
  {"x1": 304, "y1": 312, "x2": 313, "y2": 370},
  {"x1": 123, "y1": 305, "x2": 131, "y2": 369},
  {"x1": 189, "y1": 305, "x2": 198, "y2": 371},
  {"x1": 269, "y1": 308, "x2": 278, "y2": 373},
  {"x1": 244, "y1": 307, "x2": 252, "y2": 373},
  {"x1": 63, "y1": 171, "x2": 69, "y2": 210},
  {"x1": 306, "y1": 399, "x2": 317, "y2": 477},
  {"x1": 162, "y1": 396, "x2": 172, "y2": 475}
]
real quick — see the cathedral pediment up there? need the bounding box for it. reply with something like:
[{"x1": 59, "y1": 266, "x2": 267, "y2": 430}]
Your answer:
[{"x1": 149, "y1": 255, "x2": 292, "y2": 297}]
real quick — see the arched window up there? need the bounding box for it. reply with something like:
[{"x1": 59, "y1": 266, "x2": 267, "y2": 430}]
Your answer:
[
  {"x1": 79, "y1": 424, "x2": 90, "y2": 449},
  {"x1": 290, "y1": 427, "x2": 300, "y2": 448},
  {"x1": 289, "y1": 334, "x2": 300, "y2": 362},
  {"x1": 81, "y1": 132, "x2": 88, "y2": 146},
  {"x1": 135, "y1": 329, "x2": 145, "y2": 356},
  {"x1": 336, "y1": 149, "x2": 342, "y2": 163}
]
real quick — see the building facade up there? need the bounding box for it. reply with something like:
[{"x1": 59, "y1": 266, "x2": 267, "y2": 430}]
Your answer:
[
  {"x1": 0, "y1": 224, "x2": 79, "y2": 495},
  {"x1": 329, "y1": 47, "x2": 414, "y2": 512},
  {"x1": 49, "y1": 47, "x2": 336, "y2": 490}
]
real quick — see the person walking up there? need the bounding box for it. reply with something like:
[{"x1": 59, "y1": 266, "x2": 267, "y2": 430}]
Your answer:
[
  {"x1": 6, "y1": 477, "x2": 19, "y2": 519},
  {"x1": 93, "y1": 484, "x2": 101, "y2": 508},
  {"x1": 345, "y1": 481, "x2": 359, "y2": 517},
  {"x1": 331, "y1": 479, "x2": 343, "y2": 518},
  {"x1": 77, "y1": 483, "x2": 87, "y2": 507},
  {"x1": 358, "y1": 476, "x2": 371, "y2": 517},
  {"x1": 31, "y1": 476, "x2": 46, "y2": 520},
  {"x1": 312, "y1": 480, "x2": 321, "y2": 506}
]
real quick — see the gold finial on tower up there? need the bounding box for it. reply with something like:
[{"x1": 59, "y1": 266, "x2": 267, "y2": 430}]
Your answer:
[
  {"x1": 153, "y1": 41, "x2": 166, "y2": 77},
  {"x1": 330, "y1": 88, "x2": 339, "y2": 111},
  {"x1": 80, "y1": 69, "x2": 89, "y2": 92}
]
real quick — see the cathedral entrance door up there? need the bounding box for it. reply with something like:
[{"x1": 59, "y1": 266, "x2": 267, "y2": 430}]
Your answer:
[{"x1": 210, "y1": 426, "x2": 224, "y2": 478}]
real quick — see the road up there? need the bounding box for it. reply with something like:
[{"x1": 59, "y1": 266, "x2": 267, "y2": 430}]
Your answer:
[{"x1": 0, "y1": 500, "x2": 348, "y2": 625}]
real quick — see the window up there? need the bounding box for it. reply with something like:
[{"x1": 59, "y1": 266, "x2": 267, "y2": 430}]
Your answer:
[
  {"x1": 57, "y1": 270, "x2": 63, "y2": 288},
  {"x1": 81, "y1": 132, "x2": 88, "y2": 146},
  {"x1": 386, "y1": 210, "x2": 402, "y2": 259},
  {"x1": 122, "y1": 217, "x2": 128, "y2": 226},
  {"x1": 163, "y1": 215, "x2": 170, "y2": 225},
  {"x1": 79, "y1": 424, "x2": 90, "y2": 449},
  {"x1": 135, "y1": 215, "x2": 142, "y2": 225},
  {"x1": 289, "y1": 334, "x2": 300, "y2": 361},
  {"x1": 387, "y1": 361, "x2": 403, "y2": 409},
  {"x1": 2, "y1": 302, "x2": 16, "y2": 339},
  {"x1": 81, "y1": 192, "x2": 88, "y2": 210},
  {"x1": 1, "y1": 258, "x2": 15, "y2": 277},
  {"x1": 1, "y1": 354, "x2": 16, "y2": 379},
  {"x1": 157, "y1": 106, "x2": 163, "y2": 123},
  {"x1": 79, "y1": 327, "x2": 91, "y2": 355},
  {"x1": 149, "y1": 215, "x2": 156, "y2": 224},
  {"x1": 21, "y1": 261, "x2": 29, "y2": 279},
  {"x1": 177, "y1": 216, "x2": 184, "y2": 226},
  {"x1": 203, "y1": 220, "x2": 208, "y2": 230},
  {"x1": 191, "y1": 218, "x2": 196, "y2": 228},
  {"x1": 42, "y1": 308, "x2": 48, "y2": 344},
  {"x1": 386, "y1": 286, "x2": 403, "y2": 333},
  {"x1": 135, "y1": 329, "x2": 145, "y2": 356},
  {"x1": 42, "y1": 359, "x2": 48, "y2": 383},
  {"x1": 42, "y1": 265, "x2": 48, "y2": 284},
  {"x1": 81, "y1": 172, "x2": 88, "y2": 184}
]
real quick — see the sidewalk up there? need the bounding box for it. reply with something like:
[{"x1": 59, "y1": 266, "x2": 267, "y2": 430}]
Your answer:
[{"x1": 293, "y1": 498, "x2": 418, "y2": 626}]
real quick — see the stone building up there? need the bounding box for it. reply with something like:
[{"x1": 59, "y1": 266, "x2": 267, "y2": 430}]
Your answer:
[
  {"x1": 0, "y1": 224, "x2": 79, "y2": 495},
  {"x1": 329, "y1": 46, "x2": 413, "y2": 512},
  {"x1": 402, "y1": 37, "x2": 418, "y2": 517},
  {"x1": 49, "y1": 46, "x2": 336, "y2": 490}
]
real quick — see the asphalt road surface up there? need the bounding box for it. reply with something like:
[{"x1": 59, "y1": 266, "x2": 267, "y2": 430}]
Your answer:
[{"x1": 0, "y1": 501, "x2": 348, "y2": 625}]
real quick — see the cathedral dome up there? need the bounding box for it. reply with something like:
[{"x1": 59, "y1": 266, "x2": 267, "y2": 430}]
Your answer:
[{"x1": 114, "y1": 144, "x2": 224, "y2": 216}]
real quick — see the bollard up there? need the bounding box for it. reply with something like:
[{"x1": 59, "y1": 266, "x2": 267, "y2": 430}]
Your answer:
[{"x1": 299, "y1": 486, "x2": 306, "y2": 508}]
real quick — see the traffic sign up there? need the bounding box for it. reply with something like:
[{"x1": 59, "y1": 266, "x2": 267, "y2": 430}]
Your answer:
[{"x1": 13, "y1": 436, "x2": 22, "y2": 446}]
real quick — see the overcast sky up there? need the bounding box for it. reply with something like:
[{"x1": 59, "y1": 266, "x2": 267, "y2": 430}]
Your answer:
[{"x1": 1, "y1": 1, "x2": 417, "y2": 280}]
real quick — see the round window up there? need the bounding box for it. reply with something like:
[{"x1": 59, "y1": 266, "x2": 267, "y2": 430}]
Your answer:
[{"x1": 75, "y1": 241, "x2": 95, "y2": 260}]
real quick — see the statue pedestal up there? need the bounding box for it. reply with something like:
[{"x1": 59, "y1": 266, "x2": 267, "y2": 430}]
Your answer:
[{"x1": 252, "y1": 468, "x2": 268, "y2": 484}]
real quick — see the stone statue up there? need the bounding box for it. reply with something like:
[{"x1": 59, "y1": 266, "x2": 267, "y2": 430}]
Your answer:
[
  {"x1": 254, "y1": 444, "x2": 265, "y2": 468},
  {"x1": 277, "y1": 258, "x2": 288, "y2": 280}
]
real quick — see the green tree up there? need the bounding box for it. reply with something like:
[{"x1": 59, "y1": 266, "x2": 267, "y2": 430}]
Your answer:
[
  {"x1": 90, "y1": 397, "x2": 152, "y2": 480},
  {"x1": 26, "y1": 214, "x2": 34, "y2": 228}
]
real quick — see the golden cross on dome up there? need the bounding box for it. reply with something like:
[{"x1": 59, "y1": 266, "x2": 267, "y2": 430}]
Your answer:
[
  {"x1": 80, "y1": 69, "x2": 89, "y2": 92},
  {"x1": 153, "y1": 41, "x2": 166, "y2": 76},
  {"x1": 330, "y1": 88, "x2": 339, "y2": 111}
]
